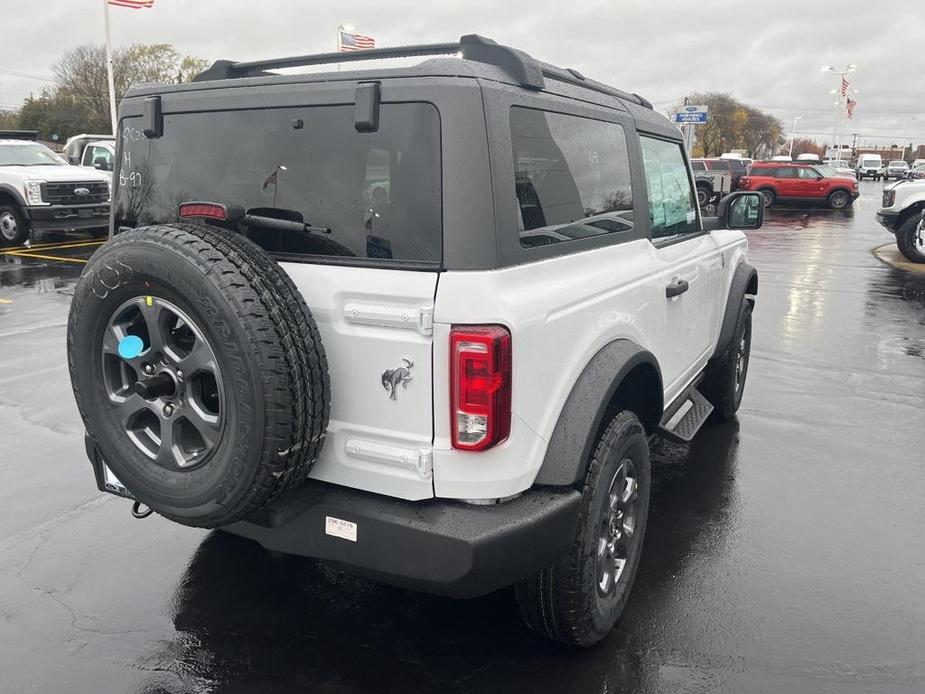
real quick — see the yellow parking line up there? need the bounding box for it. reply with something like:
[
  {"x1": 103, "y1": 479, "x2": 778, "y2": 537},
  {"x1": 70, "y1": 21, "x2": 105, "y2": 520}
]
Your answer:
[
  {"x1": 0, "y1": 240, "x2": 104, "y2": 256},
  {"x1": 5, "y1": 251, "x2": 88, "y2": 264}
]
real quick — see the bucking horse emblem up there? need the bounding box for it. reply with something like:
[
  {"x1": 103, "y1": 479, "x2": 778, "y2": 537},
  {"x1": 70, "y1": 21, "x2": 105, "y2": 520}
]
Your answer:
[{"x1": 381, "y1": 358, "x2": 414, "y2": 401}]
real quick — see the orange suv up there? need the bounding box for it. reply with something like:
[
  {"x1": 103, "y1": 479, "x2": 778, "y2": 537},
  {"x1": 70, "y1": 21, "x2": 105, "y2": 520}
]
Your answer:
[{"x1": 739, "y1": 162, "x2": 859, "y2": 209}]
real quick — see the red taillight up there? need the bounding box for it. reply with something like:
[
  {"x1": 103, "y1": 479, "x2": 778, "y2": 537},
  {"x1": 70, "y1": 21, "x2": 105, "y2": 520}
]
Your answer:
[
  {"x1": 450, "y1": 325, "x2": 512, "y2": 451},
  {"x1": 740, "y1": 176, "x2": 751, "y2": 188},
  {"x1": 179, "y1": 202, "x2": 227, "y2": 220}
]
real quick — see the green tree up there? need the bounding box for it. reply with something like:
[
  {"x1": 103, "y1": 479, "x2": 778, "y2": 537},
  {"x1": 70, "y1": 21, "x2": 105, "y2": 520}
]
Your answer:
[{"x1": 17, "y1": 88, "x2": 93, "y2": 141}]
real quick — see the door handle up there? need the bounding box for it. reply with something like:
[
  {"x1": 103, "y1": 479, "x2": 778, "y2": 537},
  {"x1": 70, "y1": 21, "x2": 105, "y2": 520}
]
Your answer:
[{"x1": 665, "y1": 278, "x2": 690, "y2": 298}]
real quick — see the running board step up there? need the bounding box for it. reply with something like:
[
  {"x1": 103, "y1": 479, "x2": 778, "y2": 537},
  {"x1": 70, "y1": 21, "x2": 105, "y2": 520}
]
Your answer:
[{"x1": 658, "y1": 388, "x2": 713, "y2": 444}]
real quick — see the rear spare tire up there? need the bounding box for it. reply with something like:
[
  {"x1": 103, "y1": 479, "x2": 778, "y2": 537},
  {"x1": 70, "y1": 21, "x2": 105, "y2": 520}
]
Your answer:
[{"x1": 67, "y1": 223, "x2": 330, "y2": 527}]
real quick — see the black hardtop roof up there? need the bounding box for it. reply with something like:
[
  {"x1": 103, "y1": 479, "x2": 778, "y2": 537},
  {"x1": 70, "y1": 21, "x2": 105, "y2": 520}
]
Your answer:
[{"x1": 124, "y1": 34, "x2": 655, "y2": 113}]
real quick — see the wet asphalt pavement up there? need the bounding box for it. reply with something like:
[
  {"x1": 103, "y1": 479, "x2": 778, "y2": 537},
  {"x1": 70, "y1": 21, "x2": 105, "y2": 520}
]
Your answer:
[{"x1": 1, "y1": 182, "x2": 923, "y2": 693}]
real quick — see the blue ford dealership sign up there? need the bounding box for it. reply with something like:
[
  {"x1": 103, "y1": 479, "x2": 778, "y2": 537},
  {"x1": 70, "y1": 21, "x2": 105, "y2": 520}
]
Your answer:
[{"x1": 675, "y1": 105, "x2": 709, "y2": 123}]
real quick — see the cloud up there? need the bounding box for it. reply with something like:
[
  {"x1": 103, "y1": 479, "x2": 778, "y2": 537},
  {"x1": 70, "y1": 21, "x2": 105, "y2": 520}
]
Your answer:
[{"x1": 2, "y1": 0, "x2": 922, "y2": 146}]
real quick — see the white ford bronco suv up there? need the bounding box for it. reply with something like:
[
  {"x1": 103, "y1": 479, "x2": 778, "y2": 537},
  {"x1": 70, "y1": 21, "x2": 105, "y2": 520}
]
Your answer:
[
  {"x1": 0, "y1": 130, "x2": 111, "y2": 245},
  {"x1": 878, "y1": 179, "x2": 925, "y2": 263},
  {"x1": 67, "y1": 36, "x2": 762, "y2": 646}
]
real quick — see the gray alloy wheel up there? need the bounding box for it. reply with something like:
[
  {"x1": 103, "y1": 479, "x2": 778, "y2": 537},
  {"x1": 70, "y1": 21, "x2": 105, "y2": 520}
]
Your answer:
[
  {"x1": 760, "y1": 189, "x2": 775, "y2": 208},
  {"x1": 102, "y1": 296, "x2": 225, "y2": 470},
  {"x1": 828, "y1": 191, "x2": 850, "y2": 209},
  {"x1": 595, "y1": 458, "x2": 641, "y2": 597}
]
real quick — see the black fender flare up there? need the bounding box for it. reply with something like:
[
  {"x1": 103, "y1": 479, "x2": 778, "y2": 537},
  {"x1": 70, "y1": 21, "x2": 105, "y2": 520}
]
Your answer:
[
  {"x1": 533, "y1": 339, "x2": 662, "y2": 487},
  {"x1": 0, "y1": 183, "x2": 27, "y2": 208},
  {"x1": 712, "y1": 261, "x2": 757, "y2": 360}
]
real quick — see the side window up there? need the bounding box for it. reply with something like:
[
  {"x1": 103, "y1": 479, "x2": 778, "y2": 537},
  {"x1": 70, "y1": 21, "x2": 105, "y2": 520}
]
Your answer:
[
  {"x1": 778, "y1": 167, "x2": 798, "y2": 178},
  {"x1": 798, "y1": 167, "x2": 819, "y2": 179},
  {"x1": 510, "y1": 108, "x2": 634, "y2": 248},
  {"x1": 690, "y1": 160, "x2": 706, "y2": 171},
  {"x1": 91, "y1": 146, "x2": 113, "y2": 169},
  {"x1": 639, "y1": 136, "x2": 698, "y2": 240}
]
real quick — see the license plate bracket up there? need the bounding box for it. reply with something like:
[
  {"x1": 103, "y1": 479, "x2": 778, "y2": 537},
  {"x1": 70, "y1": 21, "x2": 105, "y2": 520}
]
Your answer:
[{"x1": 86, "y1": 435, "x2": 134, "y2": 499}]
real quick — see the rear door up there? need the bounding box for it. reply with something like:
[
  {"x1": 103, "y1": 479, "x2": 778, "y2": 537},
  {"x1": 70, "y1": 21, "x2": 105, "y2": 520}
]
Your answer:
[
  {"x1": 114, "y1": 82, "x2": 452, "y2": 500},
  {"x1": 639, "y1": 135, "x2": 724, "y2": 398}
]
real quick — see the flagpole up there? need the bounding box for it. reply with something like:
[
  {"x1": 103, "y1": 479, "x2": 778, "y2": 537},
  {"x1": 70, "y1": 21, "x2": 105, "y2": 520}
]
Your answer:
[
  {"x1": 102, "y1": 0, "x2": 118, "y2": 135},
  {"x1": 336, "y1": 25, "x2": 342, "y2": 70}
]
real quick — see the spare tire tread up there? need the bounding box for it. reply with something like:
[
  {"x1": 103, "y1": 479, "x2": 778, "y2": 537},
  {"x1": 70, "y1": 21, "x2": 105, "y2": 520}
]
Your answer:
[{"x1": 69, "y1": 222, "x2": 330, "y2": 526}]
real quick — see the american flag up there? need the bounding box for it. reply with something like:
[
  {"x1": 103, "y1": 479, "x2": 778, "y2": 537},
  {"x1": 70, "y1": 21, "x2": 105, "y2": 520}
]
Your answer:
[
  {"x1": 339, "y1": 30, "x2": 376, "y2": 52},
  {"x1": 840, "y1": 77, "x2": 850, "y2": 96},
  {"x1": 262, "y1": 170, "x2": 278, "y2": 189},
  {"x1": 108, "y1": 0, "x2": 154, "y2": 7},
  {"x1": 846, "y1": 98, "x2": 857, "y2": 120}
]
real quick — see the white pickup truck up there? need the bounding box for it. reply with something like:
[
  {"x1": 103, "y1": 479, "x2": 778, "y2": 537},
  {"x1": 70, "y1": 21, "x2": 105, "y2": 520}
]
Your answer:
[
  {"x1": 0, "y1": 131, "x2": 111, "y2": 245},
  {"x1": 878, "y1": 180, "x2": 925, "y2": 262}
]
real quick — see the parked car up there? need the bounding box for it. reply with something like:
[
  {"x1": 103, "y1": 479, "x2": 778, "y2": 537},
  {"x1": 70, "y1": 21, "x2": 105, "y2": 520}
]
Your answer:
[
  {"x1": 691, "y1": 157, "x2": 747, "y2": 190},
  {"x1": 856, "y1": 154, "x2": 883, "y2": 180},
  {"x1": 0, "y1": 130, "x2": 111, "y2": 245},
  {"x1": 882, "y1": 160, "x2": 909, "y2": 181},
  {"x1": 822, "y1": 161, "x2": 856, "y2": 178},
  {"x1": 738, "y1": 161, "x2": 859, "y2": 208},
  {"x1": 905, "y1": 163, "x2": 925, "y2": 180},
  {"x1": 66, "y1": 34, "x2": 764, "y2": 647},
  {"x1": 690, "y1": 159, "x2": 732, "y2": 206},
  {"x1": 877, "y1": 180, "x2": 925, "y2": 263}
]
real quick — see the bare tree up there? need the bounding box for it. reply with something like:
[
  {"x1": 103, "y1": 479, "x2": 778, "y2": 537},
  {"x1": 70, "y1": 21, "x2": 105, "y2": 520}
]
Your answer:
[{"x1": 53, "y1": 44, "x2": 208, "y2": 132}]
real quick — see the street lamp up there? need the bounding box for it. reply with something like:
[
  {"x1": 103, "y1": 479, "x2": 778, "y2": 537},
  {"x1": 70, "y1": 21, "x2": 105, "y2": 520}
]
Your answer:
[{"x1": 789, "y1": 115, "x2": 803, "y2": 158}]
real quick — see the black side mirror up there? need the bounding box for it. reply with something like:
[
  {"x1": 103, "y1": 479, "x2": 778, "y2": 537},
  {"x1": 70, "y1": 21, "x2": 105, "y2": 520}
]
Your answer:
[{"x1": 717, "y1": 191, "x2": 763, "y2": 230}]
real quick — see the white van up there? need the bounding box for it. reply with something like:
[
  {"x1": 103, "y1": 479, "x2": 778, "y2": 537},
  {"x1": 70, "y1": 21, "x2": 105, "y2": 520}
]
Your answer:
[{"x1": 856, "y1": 154, "x2": 883, "y2": 180}]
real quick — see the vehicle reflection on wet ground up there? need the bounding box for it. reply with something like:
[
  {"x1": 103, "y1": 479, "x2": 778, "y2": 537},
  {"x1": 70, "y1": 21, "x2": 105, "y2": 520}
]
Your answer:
[{"x1": 1, "y1": 181, "x2": 923, "y2": 693}]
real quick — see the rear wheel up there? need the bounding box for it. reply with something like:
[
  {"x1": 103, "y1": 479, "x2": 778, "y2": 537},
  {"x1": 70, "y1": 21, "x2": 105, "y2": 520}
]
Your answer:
[
  {"x1": 0, "y1": 205, "x2": 29, "y2": 246},
  {"x1": 896, "y1": 212, "x2": 925, "y2": 263},
  {"x1": 515, "y1": 411, "x2": 650, "y2": 647},
  {"x1": 759, "y1": 189, "x2": 775, "y2": 208},
  {"x1": 827, "y1": 190, "x2": 851, "y2": 209}
]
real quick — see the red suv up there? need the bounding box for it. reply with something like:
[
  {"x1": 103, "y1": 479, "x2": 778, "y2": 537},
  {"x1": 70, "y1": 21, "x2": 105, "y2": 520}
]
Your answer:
[{"x1": 739, "y1": 162, "x2": 859, "y2": 209}]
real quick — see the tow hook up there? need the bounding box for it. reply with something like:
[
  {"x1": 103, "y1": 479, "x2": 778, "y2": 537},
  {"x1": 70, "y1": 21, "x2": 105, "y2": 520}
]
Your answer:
[{"x1": 131, "y1": 501, "x2": 153, "y2": 519}]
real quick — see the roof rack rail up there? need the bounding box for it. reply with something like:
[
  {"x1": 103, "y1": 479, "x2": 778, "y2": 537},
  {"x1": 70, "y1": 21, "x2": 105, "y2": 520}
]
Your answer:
[{"x1": 193, "y1": 35, "x2": 652, "y2": 109}]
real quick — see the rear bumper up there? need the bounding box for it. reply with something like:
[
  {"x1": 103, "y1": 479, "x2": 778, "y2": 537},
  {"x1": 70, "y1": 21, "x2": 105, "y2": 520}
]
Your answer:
[
  {"x1": 224, "y1": 481, "x2": 581, "y2": 598},
  {"x1": 24, "y1": 203, "x2": 110, "y2": 231},
  {"x1": 85, "y1": 435, "x2": 580, "y2": 598}
]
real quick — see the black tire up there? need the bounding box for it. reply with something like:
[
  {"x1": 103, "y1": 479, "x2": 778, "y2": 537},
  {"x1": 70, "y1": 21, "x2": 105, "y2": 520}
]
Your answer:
[
  {"x1": 67, "y1": 223, "x2": 330, "y2": 527},
  {"x1": 759, "y1": 188, "x2": 775, "y2": 208},
  {"x1": 703, "y1": 300, "x2": 752, "y2": 420},
  {"x1": 696, "y1": 185, "x2": 712, "y2": 207},
  {"x1": 827, "y1": 190, "x2": 851, "y2": 209},
  {"x1": 896, "y1": 212, "x2": 925, "y2": 263},
  {"x1": 515, "y1": 411, "x2": 650, "y2": 647},
  {"x1": 0, "y1": 204, "x2": 29, "y2": 245}
]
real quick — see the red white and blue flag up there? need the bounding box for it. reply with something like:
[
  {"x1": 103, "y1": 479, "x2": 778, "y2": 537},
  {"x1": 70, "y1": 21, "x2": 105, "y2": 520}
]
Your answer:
[
  {"x1": 339, "y1": 30, "x2": 376, "y2": 52},
  {"x1": 846, "y1": 98, "x2": 857, "y2": 119},
  {"x1": 108, "y1": 0, "x2": 154, "y2": 8},
  {"x1": 840, "y1": 77, "x2": 850, "y2": 96}
]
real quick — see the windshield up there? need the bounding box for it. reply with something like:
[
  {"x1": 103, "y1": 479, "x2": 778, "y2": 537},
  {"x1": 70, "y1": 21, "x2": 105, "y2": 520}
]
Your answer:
[
  {"x1": 889, "y1": 161, "x2": 908, "y2": 167},
  {"x1": 0, "y1": 143, "x2": 66, "y2": 166}
]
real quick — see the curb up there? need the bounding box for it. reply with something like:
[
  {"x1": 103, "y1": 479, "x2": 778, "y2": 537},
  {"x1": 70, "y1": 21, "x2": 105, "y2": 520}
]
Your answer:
[{"x1": 872, "y1": 244, "x2": 925, "y2": 274}]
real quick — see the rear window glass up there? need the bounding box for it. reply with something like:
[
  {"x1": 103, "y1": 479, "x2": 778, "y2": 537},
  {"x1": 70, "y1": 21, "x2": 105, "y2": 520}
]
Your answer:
[
  {"x1": 114, "y1": 104, "x2": 442, "y2": 265},
  {"x1": 510, "y1": 108, "x2": 634, "y2": 248},
  {"x1": 690, "y1": 160, "x2": 707, "y2": 171}
]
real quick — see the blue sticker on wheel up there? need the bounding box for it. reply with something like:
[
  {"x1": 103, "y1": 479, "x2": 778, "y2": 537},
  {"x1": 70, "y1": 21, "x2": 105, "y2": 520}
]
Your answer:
[{"x1": 117, "y1": 335, "x2": 144, "y2": 360}]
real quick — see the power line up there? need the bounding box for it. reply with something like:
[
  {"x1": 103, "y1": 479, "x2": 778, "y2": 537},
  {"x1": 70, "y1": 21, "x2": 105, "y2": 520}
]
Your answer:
[{"x1": 0, "y1": 68, "x2": 55, "y2": 83}]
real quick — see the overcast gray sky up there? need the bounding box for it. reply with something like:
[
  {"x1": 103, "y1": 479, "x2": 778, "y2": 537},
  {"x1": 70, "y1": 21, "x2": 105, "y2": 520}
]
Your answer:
[{"x1": 3, "y1": 0, "x2": 923, "y2": 148}]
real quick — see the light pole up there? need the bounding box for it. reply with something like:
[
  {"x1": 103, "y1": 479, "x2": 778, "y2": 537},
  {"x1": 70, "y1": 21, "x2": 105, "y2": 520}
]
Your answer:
[
  {"x1": 789, "y1": 115, "x2": 803, "y2": 158},
  {"x1": 823, "y1": 64, "x2": 856, "y2": 158}
]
